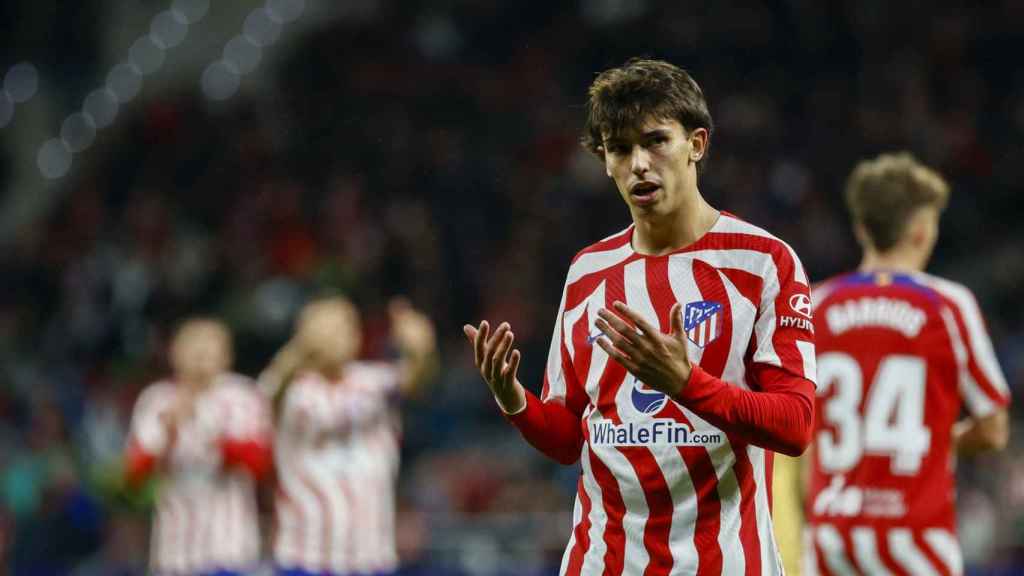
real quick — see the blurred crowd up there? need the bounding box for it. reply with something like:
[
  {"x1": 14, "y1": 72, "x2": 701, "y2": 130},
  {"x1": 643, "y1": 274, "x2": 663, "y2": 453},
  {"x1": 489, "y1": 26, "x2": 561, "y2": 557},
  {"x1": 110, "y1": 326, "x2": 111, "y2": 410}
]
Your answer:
[{"x1": 2, "y1": 1, "x2": 1024, "y2": 574}]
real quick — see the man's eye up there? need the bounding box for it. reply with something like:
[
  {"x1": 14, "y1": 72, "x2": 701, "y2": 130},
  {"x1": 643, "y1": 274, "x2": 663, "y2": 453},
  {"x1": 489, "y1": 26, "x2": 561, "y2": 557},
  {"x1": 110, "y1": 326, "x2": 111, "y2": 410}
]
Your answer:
[{"x1": 608, "y1": 145, "x2": 627, "y2": 154}]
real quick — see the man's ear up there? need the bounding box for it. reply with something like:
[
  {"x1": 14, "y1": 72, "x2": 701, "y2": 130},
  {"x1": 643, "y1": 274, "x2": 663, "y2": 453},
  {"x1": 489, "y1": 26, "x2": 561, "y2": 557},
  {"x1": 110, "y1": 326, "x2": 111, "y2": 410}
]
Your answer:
[{"x1": 688, "y1": 127, "x2": 709, "y2": 162}]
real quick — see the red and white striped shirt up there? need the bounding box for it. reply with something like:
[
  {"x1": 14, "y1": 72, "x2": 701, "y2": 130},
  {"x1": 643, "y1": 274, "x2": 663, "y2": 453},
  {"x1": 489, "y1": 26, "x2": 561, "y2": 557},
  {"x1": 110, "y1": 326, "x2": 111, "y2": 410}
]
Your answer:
[
  {"x1": 273, "y1": 362, "x2": 402, "y2": 574},
  {"x1": 127, "y1": 373, "x2": 271, "y2": 575},
  {"x1": 511, "y1": 213, "x2": 817, "y2": 575},
  {"x1": 805, "y1": 271, "x2": 1011, "y2": 576}
]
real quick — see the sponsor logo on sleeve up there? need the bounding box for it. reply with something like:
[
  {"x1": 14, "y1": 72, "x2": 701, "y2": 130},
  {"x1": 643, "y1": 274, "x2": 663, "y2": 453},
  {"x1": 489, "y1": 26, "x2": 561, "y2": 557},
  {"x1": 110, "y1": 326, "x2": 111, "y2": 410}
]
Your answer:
[{"x1": 780, "y1": 293, "x2": 814, "y2": 332}]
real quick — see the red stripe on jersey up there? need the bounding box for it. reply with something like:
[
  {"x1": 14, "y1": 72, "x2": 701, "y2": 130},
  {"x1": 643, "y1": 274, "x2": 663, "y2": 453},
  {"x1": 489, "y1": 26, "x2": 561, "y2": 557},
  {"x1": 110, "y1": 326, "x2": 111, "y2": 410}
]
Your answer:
[
  {"x1": 873, "y1": 528, "x2": 900, "y2": 576},
  {"x1": 914, "y1": 531, "x2": 951, "y2": 576},
  {"x1": 565, "y1": 475, "x2": 592, "y2": 576},
  {"x1": 692, "y1": 259, "x2": 763, "y2": 575},
  {"x1": 589, "y1": 447, "x2": 627, "y2": 574},
  {"x1": 646, "y1": 257, "x2": 724, "y2": 575},
  {"x1": 717, "y1": 267, "x2": 763, "y2": 309}
]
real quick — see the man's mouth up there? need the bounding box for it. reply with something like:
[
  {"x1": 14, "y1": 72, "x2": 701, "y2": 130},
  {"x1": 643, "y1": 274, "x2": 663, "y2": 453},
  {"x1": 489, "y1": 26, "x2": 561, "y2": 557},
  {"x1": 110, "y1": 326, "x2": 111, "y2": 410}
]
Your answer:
[{"x1": 629, "y1": 182, "x2": 661, "y2": 205}]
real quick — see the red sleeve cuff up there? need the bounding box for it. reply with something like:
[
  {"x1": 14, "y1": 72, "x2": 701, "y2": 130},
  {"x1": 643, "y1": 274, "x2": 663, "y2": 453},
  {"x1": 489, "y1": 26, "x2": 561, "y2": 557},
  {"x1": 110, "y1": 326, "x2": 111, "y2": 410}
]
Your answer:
[
  {"x1": 221, "y1": 439, "x2": 273, "y2": 480},
  {"x1": 125, "y1": 442, "x2": 157, "y2": 487}
]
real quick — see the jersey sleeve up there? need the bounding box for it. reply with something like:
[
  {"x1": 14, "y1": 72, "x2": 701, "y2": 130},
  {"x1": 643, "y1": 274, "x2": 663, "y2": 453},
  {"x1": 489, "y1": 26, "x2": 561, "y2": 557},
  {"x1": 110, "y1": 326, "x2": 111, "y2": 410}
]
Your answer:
[
  {"x1": 941, "y1": 285, "x2": 1011, "y2": 417},
  {"x1": 751, "y1": 243, "x2": 817, "y2": 386},
  {"x1": 538, "y1": 275, "x2": 589, "y2": 416},
  {"x1": 128, "y1": 384, "x2": 175, "y2": 456}
]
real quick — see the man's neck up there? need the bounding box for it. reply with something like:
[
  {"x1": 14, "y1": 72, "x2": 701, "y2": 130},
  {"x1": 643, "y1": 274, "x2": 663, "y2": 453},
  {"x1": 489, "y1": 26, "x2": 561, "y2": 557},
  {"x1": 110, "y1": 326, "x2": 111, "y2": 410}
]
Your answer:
[
  {"x1": 632, "y1": 192, "x2": 719, "y2": 256},
  {"x1": 858, "y1": 247, "x2": 924, "y2": 274}
]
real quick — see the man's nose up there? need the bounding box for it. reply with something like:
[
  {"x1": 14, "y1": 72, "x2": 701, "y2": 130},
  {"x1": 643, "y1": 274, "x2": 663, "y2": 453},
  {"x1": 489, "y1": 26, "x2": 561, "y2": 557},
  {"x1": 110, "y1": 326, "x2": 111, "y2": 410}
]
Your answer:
[{"x1": 630, "y1": 146, "x2": 650, "y2": 176}]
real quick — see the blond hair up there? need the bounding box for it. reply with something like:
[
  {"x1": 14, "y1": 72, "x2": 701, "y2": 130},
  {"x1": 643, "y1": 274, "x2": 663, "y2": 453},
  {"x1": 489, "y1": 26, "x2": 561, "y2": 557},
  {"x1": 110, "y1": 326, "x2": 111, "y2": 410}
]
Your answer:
[{"x1": 845, "y1": 152, "x2": 950, "y2": 252}]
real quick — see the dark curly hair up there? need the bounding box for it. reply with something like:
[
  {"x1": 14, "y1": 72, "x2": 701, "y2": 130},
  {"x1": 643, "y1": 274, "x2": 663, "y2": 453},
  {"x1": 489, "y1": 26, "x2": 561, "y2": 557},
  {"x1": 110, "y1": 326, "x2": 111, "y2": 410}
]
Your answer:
[{"x1": 582, "y1": 58, "x2": 713, "y2": 173}]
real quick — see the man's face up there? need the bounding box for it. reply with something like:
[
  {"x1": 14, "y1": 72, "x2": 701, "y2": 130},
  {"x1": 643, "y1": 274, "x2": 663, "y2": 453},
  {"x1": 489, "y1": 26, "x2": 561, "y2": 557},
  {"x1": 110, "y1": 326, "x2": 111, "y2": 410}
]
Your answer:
[
  {"x1": 171, "y1": 323, "x2": 232, "y2": 385},
  {"x1": 602, "y1": 117, "x2": 704, "y2": 220}
]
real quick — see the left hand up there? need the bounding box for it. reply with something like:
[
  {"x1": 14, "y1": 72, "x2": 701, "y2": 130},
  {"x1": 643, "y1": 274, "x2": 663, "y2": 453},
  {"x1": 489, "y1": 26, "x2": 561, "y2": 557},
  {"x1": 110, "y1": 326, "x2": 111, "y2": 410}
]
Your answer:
[
  {"x1": 389, "y1": 297, "x2": 437, "y2": 359},
  {"x1": 594, "y1": 300, "x2": 693, "y2": 397}
]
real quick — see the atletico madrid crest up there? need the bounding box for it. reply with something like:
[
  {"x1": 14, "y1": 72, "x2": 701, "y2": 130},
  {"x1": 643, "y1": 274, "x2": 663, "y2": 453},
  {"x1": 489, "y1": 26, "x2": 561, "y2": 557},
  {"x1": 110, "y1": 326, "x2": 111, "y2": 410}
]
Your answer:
[{"x1": 684, "y1": 300, "x2": 723, "y2": 347}]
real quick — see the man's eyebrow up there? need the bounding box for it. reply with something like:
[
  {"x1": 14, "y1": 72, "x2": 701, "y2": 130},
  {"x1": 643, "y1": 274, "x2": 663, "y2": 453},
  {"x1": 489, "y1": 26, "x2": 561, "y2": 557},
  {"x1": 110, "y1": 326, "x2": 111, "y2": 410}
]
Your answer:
[{"x1": 642, "y1": 128, "x2": 672, "y2": 138}]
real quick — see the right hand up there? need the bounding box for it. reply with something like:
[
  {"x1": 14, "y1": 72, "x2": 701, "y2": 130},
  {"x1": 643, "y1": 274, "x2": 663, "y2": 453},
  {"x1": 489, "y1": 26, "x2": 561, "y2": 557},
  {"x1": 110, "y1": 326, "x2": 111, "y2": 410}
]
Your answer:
[{"x1": 463, "y1": 321, "x2": 526, "y2": 414}]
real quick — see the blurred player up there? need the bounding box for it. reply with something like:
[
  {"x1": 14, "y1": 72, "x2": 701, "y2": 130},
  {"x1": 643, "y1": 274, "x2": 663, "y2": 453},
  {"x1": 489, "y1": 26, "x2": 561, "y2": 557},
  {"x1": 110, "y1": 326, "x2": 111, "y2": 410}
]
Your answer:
[
  {"x1": 125, "y1": 318, "x2": 272, "y2": 576},
  {"x1": 464, "y1": 58, "x2": 817, "y2": 574},
  {"x1": 261, "y1": 296, "x2": 436, "y2": 576},
  {"x1": 805, "y1": 153, "x2": 1010, "y2": 575}
]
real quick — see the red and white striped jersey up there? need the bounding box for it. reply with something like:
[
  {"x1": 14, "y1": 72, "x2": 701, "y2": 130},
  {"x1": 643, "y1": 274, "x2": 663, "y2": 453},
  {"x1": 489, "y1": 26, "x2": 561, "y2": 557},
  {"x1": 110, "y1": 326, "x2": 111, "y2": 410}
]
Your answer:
[
  {"x1": 544, "y1": 213, "x2": 816, "y2": 575},
  {"x1": 805, "y1": 271, "x2": 1011, "y2": 576},
  {"x1": 128, "y1": 373, "x2": 269, "y2": 575},
  {"x1": 273, "y1": 362, "x2": 402, "y2": 574}
]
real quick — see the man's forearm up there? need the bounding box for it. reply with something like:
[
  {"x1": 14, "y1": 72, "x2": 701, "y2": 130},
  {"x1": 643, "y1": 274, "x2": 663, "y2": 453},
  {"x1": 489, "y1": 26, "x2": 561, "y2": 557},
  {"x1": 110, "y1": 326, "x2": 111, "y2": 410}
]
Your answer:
[
  {"x1": 675, "y1": 365, "x2": 815, "y2": 456},
  {"x1": 506, "y1": 390, "x2": 584, "y2": 465},
  {"x1": 954, "y1": 410, "x2": 1009, "y2": 455}
]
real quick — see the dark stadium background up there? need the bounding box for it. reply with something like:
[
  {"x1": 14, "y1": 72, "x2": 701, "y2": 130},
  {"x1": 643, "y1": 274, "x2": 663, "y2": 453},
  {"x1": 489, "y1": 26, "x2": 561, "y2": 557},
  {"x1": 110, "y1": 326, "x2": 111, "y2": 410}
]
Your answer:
[{"x1": 0, "y1": 0, "x2": 1022, "y2": 574}]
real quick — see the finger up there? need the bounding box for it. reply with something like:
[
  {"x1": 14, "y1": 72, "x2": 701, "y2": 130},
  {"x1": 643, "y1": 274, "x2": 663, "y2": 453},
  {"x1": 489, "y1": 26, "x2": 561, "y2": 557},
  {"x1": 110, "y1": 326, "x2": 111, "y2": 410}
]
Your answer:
[
  {"x1": 474, "y1": 321, "x2": 489, "y2": 368},
  {"x1": 612, "y1": 301, "x2": 659, "y2": 336},
  {"x1": 596, "y1": 336, "x2": 639, "y2": 373},
  {"x1": 597, "y1": 309, "x2": 641, "y2": 345},
  {"x1": 594, "y1": 317, "x2": 640, "y2": 355},
  {"x1": 484, "y1": 322, "x2": 509, "y2": 352},
  {"x1": 502, "y1": 349, "x2": 521, "y2": 380},
  {"x1": 670, "y1": 302, "x2": 685, "y2": 337},
  {"x1": 463, "y1": 324, "x2": 478, "y2": 347},
  {"x1": 481, "y1": 324, "x2": 509, "y2": 378},
  {"x1": 490, "y1": 331, "x2": 514, "y2": 383}
]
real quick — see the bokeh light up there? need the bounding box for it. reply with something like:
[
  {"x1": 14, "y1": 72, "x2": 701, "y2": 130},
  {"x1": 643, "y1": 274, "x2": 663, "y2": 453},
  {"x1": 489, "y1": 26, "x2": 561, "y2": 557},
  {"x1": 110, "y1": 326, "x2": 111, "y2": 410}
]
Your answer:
[
  {"x1": 37, "y1": 138, "x2": 72, "y2": 179},
  {"x1": 82, "y1": 88, "x2": 119, "y2": 129},
  {"x1": 224, "y1": 36, "x2": 262, "y2": 75},
  {"x1": 4, "y1": 62, "x2": 39, "y2": 104},
  {"x1": 150, "y1": 10, "x2": 189, "y2": 49},
  {"x1": 60, "y1": 112, "x2": 97, "y2": 153},
  {"x1": 201, "y1": 60, "x2": 241, "y2": 101},
  {"x1": 130, "y1": 36, "x2": 166, "y2": 75},
  {"x1": 243, "y1": 8, "x2": 282, "y2": 47},
  {"x1": 106, "y1": 63, "x2": 143, "y2": 103},
  {"x1": 266, "y1": 0, "x2": 305, "y2": 24}
]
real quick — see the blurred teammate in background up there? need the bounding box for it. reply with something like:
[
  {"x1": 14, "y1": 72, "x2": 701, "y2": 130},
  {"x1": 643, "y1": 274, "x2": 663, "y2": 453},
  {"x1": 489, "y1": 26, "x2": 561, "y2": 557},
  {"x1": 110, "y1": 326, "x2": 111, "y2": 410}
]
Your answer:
[
  {"x1": 805, "y1": 153, "x2": 1010, "y2": 575},
  {"x1": 125, "y1": 318, "x2": 272, "y2": 576},
  {"x1": 261, "y1": 296, "x2": 436, "y2": 576},
  {"x1": 464, "y1": 58, "x2": 817, "y2": 575}
]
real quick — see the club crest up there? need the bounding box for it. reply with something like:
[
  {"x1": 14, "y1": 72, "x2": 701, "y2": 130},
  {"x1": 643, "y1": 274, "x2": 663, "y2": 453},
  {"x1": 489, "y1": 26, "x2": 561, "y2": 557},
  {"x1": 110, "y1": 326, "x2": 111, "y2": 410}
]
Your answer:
[{"x1": 684, "y1": 300, "x2": 723, "y2": 347}]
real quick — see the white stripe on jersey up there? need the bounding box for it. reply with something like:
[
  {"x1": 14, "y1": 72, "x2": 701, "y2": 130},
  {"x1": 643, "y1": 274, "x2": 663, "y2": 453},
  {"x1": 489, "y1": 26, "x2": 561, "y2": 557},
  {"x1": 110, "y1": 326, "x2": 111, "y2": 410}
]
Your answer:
[
  {"x1": 749, "y1": 446, "x2": 784, "y2": 575},
  {"x1": 579, "y1": 440, "x2": 610, "y2": 574},
  {"x1": 923, "y1": 528, "x2": 963, "y2": 575},
  {"x1": 851, "y1": 526, "x2": 892, "y2": 576},
  {"x1": 580, "y1": 282, "x2": 610, "y2": 405},
  {"x1": 545, "y1": 282, "x2": 570, "y2": 403},
  {"x1": 712, "y1": 216, "x2": 809, "y2": 284},
  {"x1": 887, "y1": 528, "x2": 940, "y2": 576},
  {"x1": 939, "y1": 307, "x2": 998, "y2": 416},
  {"x1": 815, "y1": 524, "x2": 857, "y2": 575}
]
